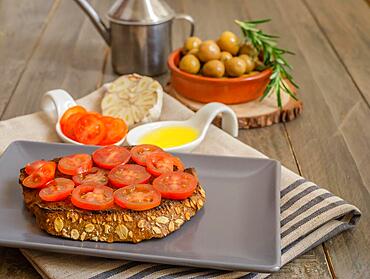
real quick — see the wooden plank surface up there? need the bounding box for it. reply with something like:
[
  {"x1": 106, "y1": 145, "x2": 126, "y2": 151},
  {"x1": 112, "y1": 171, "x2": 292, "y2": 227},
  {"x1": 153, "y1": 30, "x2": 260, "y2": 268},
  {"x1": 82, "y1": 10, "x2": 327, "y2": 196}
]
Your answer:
[
  {"x1": 0, "y1": 0, "x2": 56, "y2": 117},
  {"x1": 1, "y1": 0, "x2": 369, "y2": 278},
  {"x1": 303, "y1": 0, "x2": 370, "y2": 105}
]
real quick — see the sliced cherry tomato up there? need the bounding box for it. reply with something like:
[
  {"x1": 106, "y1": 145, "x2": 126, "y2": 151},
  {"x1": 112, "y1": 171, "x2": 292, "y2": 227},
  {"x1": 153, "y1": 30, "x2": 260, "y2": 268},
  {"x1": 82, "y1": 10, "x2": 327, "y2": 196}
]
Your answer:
[
  {"x1": 114, "y1": 184, "x2": 161, "y2": 211},
  {"x1": 22, "y1": 161, "x2": 56, "y2": 188},
  {"x1": 25, "y1": 160, "x2": 46, "y2": 175},
  {"x1": 39, "y1": 178, "x2": 75, "y2": 202},
  {"x1": 72, "y1": 167, "x2": 108, "y2": 185},
  {"x1": 92, "y1": 145, "x2": 131, "y2": 170},
  {"x1": 108, "y1": 164, "x2": 151, "y2": 188},
  {"x1": 131, "y1": 144, "x2": 163, "y2": 166},
  {"x1": 99, "y1": 116, "x2": 128, "y2": 145},
  {"x1": 74, "y1": 113, "x2": 107, "y2": 145},
  {"x1": 71, "y1": 184, "x2": 114, "y2": 210},
  {"x1": 146, "y1": 152, "x2": 184, "y2": 176},
  {"x1": 60, "y1": 106, "x2": 87, "y2": 127},
  {"x1": 153, "y1": 171, "x2": 197, "y2": 200},
  {"x1": 61, "y1": 112, "x2": 85, "y2": 140},
  {"x1": 58, "y1": 153, "x2": 92, "y2": 176}
]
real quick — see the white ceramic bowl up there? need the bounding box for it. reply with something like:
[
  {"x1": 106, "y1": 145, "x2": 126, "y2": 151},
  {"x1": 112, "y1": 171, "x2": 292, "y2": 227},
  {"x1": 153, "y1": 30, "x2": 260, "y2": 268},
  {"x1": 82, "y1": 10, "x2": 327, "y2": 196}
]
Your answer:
[
  {"x1": 126, "y1": 102, "x2": 239, "y2": 152},
  {"x1": 41, "y1": 89, "x2": 125, "y2": 146}
]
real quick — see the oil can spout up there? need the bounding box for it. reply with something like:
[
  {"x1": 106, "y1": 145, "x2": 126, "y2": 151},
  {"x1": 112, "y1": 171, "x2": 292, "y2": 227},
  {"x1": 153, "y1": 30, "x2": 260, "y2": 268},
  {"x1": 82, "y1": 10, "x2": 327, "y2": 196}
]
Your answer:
[{"x1": 73, "y1": 0, "x2": 110, "y2": 45}]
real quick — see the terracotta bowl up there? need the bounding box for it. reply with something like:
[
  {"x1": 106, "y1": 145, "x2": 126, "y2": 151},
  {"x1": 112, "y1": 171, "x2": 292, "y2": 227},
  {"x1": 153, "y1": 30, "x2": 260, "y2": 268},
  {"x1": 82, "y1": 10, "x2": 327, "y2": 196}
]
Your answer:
[{"x1": 167, "y1": 49, "x2": 272, "y2": 104}]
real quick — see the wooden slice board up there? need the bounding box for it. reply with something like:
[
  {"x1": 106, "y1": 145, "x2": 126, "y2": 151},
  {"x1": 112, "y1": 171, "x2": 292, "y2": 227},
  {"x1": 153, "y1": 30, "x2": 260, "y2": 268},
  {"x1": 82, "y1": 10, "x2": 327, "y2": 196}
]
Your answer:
[{"x1": 165, "y1": 82, "x2": 303, "y2": 129}]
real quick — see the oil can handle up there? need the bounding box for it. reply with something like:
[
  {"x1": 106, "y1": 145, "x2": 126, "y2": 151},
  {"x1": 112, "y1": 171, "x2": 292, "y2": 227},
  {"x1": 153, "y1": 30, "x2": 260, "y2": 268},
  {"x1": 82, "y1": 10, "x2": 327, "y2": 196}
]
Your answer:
[{"x1": 174, "y1": 14, "x2": 195, "y2": 37}]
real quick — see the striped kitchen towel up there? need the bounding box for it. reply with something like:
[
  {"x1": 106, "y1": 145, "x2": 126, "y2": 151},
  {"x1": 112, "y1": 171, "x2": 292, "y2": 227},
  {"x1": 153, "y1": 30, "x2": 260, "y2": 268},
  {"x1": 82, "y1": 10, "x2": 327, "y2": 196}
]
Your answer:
[{"x1": 0, "y1": 85, "x2": 361, "y2": 278}]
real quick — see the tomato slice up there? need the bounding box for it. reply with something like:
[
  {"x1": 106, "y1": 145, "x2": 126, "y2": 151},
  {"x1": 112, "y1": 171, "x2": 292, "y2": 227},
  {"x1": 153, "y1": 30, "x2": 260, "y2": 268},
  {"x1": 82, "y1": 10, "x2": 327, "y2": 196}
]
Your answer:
[
  {"x1": 61, "y1": 112, "x2": 85, "y2": 141},
  {"x1": 71, "y1": 184, "x2": 114, "y2": 210},
  {"x1": 60, "y1": 106, "x2": 87, "y2": 127},
  {"x1": 114, "y1": 184, "x2": 161, "y2": 211},
  {"x1": 72, "y1": 167, "x2": 108, "y2": 185},
  {"x1": 146, "y1": 152, "x2": 184, "y2": 176},
  {"x1": 99, "y1": 116, "x2": 128, "y2": 145},
  {"x1": 58, "y1": 153, "x2": 92, "y2": 176},
  {"x1": 25, "y1": 160, "x2": 46, "y2": 175},
  {"x1": 22, "y1": 162, "x2": 56, "y2": 188},
  {"x1": 131, "y1": 144, "x2": 163, "y2": 166},
  {"x1": 153, "y1": 171, "x2": 197, "y2": 200},
  {"x1": 108, "y1": 164, "x2": 151, "y2": 188},
  {"x1": 74, "y1": 113, "x2": 107, "y2": 145},
  {"x1": 92, "y1": 145, "x2": 131, "y2": 170},
  {"x1": 39, "y1": 178, "x2": 75, "y2": 202}
]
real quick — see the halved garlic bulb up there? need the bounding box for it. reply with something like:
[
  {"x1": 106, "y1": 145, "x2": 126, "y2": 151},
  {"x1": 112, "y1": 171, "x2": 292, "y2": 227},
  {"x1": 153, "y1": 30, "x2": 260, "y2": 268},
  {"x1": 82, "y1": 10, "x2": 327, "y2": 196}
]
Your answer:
[{"x1": 101, "y1": 74, "x2": 163, "y2": 127}]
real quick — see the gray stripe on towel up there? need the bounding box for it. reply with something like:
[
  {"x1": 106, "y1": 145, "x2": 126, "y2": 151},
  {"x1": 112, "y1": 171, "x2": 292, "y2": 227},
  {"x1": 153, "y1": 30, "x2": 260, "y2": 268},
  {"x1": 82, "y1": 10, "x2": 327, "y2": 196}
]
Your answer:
[
  {"x1": 281, "y1": 185, "x2": 319, "y2": 213},
  {"x1": 281, "y1": 200, "x2": 347, "y2": 239},
  {"x1": 280, "y1": 179, "x2": 307, "y2": 198},
  {"x1": 239, "y1": 272, "x2": 258, "y2": 278},
  {"x1": 89, "y1": 262, "x2": 140, "y2": 279},
  {"x1": 192, "y1": 270, "x2": 233, "y2": 278},
  {"x1": 282, "y1": 222, "x2": 353, "y2": 255},
  {"x1": 281, "y1": 192, "x2": 333, "y2": 227},
  {"x1": 127, "y1": 264, "x2": 174, "y2": 279}
]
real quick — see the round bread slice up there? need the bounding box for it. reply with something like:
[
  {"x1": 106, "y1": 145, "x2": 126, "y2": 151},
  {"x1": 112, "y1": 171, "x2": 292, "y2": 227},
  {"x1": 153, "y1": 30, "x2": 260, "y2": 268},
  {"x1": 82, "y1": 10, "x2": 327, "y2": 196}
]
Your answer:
[{"x1": 19, "y1": 165, "x2": 205, "y2": 243}]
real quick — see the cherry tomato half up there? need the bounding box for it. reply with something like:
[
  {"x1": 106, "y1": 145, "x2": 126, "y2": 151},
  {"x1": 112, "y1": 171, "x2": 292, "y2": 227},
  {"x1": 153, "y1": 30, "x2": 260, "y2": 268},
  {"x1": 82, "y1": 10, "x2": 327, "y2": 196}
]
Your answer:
[
  {"x1": 39, "y1": 178, "x2": 75, "y2": 202},
  {"x1": 61, "y1": 112, "x2": 85, "y2": 141},
  {"x1": 72, "y1": 167, "x2": 108, "y2": 185},
  {"x1": 58, "y1": 153, "x2": 92, "y2": 176},
  {"x1": 92, "y1": 145, "x2": 131, "y2": 170},
  {"x1": 60, "y1": 105, "x2": 87, "y2": 127},
  {"x1": 153, "y1": 171, "x2": 197, "y2": 200},
  {"x1": 113, "y1": 184, "x2": 161, "y2": 211},
  {"x1": 22, "y1": 161, "x2": 56, "y2": 189},
  {"x1": 74, "y1": 114, "x2": 107, "y2": 145},
  {"x1": 146, "y1": 152, "x2": 184, "y2": 177},
  {"x1": 71, "y1": 184, "x2": 114, "y2": 210},
  {"x1": 99, "y1": 116, "x2": 128, "y2": 146},
  {"x1": 130, "y1": 144, "x2": 163, "y2": 166},
  {"x1": 108, "y1": 164, "x2": 151, "y2": 188},
  {"x1": 25, "y1": 160, "x2": 46, "y2": 175}
]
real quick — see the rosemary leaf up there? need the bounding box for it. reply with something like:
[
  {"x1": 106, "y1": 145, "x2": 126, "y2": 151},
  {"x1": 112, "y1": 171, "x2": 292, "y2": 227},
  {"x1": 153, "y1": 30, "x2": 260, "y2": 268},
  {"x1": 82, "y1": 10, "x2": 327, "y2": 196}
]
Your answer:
[{"x1": 235, "y1": 19, "x2": 299, "y2": 108}]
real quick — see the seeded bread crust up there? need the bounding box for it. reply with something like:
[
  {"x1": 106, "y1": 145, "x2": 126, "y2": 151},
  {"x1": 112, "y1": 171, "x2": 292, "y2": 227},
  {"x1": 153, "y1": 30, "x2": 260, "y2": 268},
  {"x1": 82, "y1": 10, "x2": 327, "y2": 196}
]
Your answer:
[{"x1": 20, "y1": 164, "x2": 205, "y2": 243}]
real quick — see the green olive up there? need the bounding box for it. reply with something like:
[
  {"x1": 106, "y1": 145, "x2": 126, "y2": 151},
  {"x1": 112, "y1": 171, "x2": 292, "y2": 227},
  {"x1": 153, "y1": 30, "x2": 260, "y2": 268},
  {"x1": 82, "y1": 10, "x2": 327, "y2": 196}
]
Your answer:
[
  {"x1": 219, "y1": 51, "x2": 233, "y2": 63},
  {"x1": 197, "y1": 40, "x2": 221, "y2": 62},
  {"x1": 182, "y1": 36, "x2": 202, "y2": 54},
  {"x1": 225, "y1": 57, "x2": 247, "y2": 77},
  {"x1": 188, "y1": 48, "x2": 199, "y2": 57},
  {"x1": 239, "y1": 42, "x2": 258, "y2": 58},
  {"x1": 216, "y1": 31, "x2": 240, "y2": 56},
  {"x1": 179, "y1": 54, "x2": 201, "y2": 74},
  {"x1": 202, "y1": 60, "x2": 225, "y2": 78},
  {"x1": 239, "y1": 54, "x2": 255, "y2": 73}
]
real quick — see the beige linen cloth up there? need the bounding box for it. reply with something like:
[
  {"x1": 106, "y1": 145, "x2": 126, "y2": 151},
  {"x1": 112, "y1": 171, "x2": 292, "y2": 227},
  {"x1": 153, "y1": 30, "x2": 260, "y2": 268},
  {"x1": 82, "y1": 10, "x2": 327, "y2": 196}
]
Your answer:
[{"x1": 0, "y1": 86, "x2": 361, "y2": 279}]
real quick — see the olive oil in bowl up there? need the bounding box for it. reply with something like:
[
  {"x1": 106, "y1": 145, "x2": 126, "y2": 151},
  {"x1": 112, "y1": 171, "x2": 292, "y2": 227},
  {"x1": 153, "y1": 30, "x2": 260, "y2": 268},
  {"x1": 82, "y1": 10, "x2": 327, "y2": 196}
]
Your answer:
[{"x1": 139, "y1": 126, "x2": 199, "y2": 149}]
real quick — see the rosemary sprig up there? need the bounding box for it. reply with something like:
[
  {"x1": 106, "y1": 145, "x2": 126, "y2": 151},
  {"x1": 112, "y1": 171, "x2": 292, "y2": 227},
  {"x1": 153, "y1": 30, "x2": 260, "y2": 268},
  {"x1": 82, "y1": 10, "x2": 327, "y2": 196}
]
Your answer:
[{"x1": 235, "y1": 19, "x2": 298, "y2": 108}]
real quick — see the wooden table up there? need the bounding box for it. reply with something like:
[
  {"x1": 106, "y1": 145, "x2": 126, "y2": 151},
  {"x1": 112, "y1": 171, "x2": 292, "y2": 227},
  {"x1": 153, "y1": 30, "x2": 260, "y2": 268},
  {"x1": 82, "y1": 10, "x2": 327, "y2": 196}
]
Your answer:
[{"x1": 1, "y1": 0, "x2": 369, "y2": 278}]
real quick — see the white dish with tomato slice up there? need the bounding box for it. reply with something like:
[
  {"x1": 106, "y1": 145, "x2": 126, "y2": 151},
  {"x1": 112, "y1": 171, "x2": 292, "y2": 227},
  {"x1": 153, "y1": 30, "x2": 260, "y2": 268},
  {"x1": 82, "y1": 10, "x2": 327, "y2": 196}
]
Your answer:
[
  {"x1": 19, "y1": 144, "x2": 206, "y2": 243},
  {"x1": 41, "y1": 90, "x2": 128, "y2": 146}
]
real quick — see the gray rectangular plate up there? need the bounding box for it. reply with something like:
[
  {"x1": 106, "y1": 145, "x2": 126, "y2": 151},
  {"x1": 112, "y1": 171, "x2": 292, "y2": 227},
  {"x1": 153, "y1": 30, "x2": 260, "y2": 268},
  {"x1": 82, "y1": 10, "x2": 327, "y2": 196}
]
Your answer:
[{"x1": 0, "y1": 141, "x2": 281, "y2": 272}]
